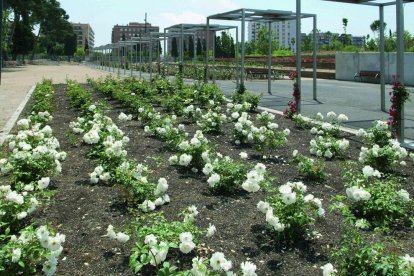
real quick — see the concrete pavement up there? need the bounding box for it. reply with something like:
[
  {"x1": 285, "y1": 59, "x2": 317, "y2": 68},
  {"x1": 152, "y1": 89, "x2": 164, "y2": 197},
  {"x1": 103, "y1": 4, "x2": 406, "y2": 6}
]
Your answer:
[{"x1": 0, "y1": 64, "x2": 112, "y2": 144}]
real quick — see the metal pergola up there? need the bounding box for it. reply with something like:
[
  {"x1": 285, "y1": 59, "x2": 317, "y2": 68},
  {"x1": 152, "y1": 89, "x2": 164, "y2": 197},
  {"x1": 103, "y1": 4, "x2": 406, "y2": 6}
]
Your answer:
[
  {"x1": 165, "y1": 23, "x2": 239, "y2": 84},
  {"x1": 207, "y1": 8, "x2": 318, "y2": 102},
  {"x1": 323, "y1": 0, "x2": 414, "y2": 145}
]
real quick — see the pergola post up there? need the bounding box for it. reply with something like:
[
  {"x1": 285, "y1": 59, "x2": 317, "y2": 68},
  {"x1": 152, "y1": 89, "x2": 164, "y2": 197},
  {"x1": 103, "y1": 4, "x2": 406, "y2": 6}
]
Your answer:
[
  {"x1": 180, "y1": 25, "x2": 184, "y2": 65},
  {"x1": 396, "y1": 0, "x2": 405, "y2": 142},
  {"x1": 296, "y1": 0, "x2": 302, "y2": 113},
  {"x1": 205, "y1": 19, "x2": 210, "y2": 83},
  {"x1": 139, "y1": 40, "x2": 142, "y2": 79},
  {"x1": 241, "y1": 9, "x2": 246, "y2": 90},
  {"x1": 236, "y1": 27, "x2": 239, "y2": 88},
  {"x1": 130, "y1": 44, "x2": 133, "y2": 77},
  {"x1": 380, "y1": 5, "x2": 386, "y2": 112},
  {"x1": 150, "y1": 35, "x2": 153, "y2": 80},
  {"x1": 135, "y1": 42, "x2": 138, "y2": 74},
  {"x1": 212, "y1": 31, "x2": 216, "y2": 83},
  {"x1": 313, "y1": 15, "x2": 318, "y2": 101},
  {"x1": 267, "y1": 21, "x2": 272, "y2": 95},
  {"x1": 157, "y1": 37, "x2": 161, "y2": 75},
  {"x1": 164, "y1": 30, "x2": 167, "y2": 77},
  {"x1": 117, "y1": 44, "x2": 120, "y2": 77}
]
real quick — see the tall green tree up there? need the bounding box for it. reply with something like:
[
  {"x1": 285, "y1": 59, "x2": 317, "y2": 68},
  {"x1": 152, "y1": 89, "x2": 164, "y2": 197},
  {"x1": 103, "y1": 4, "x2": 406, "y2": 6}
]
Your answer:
[
  {"x1": 188, "y1": 36, "x2": 194, "y2": 58},
  {"x1": 171, "y1": 37, "x2": 179, "y2": 59},
  {"x1": 64, "y1": 32, "x2": 77, "y2": 59},
  {"x1": 255, "y1": 26, "x2": 278, "y2": 55},
  {"x1": 196, "y1": 37, "x2": 202, "y2": 56},
  {"x1": 11, "y1": 20, "x2": 35, "y2": 60}
]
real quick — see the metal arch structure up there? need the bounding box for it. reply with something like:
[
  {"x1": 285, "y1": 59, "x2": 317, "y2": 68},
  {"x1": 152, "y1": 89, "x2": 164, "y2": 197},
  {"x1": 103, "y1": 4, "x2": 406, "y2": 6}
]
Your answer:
[
  {"x1": 323, "y1": 0, "x2": 414, "y2": 145},
  {"x1": 164, "y1": 23, "x2": 239, "y2": 85},
  {"x1": 207, "y1": 8, "x2": 318, "y2": 105},
  {"x1": 147, "y1": 30, "x2": 200, "y2": 78}
]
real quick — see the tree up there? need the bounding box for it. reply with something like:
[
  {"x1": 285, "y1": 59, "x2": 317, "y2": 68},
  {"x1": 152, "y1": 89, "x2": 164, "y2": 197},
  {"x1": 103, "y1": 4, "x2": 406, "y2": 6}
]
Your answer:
[
  {"x1": 64, "y1": 32, "x2": 77, "y2": 60},
  {"x1": 290, "y1": 38, "x2": 296, "y2": 50},
  {"x1": 255, "y1": 26, "x2": 278, "y2": 55},
  {"x1": 220, "y1": 31, "x2": 233, "y2": 58},
  {"x1": 196, "y1": 38, "x2": 202, "y2": 57},
  {"x1": 11, "y1": 20, "x2": 35, "y2": 60},
  {"x1": 341, "y1": 18, "x2": 351, "y2": 46},
  {"x1": 188, "y1": 36, "x2": 194, "y2": 58},
  {"x1": 74, "y1": 47, "x2": 85, "y2": 62},
  {"x1": 370, "y1": 20, "x2": 387, "y2": 37},
  {"x1": 230, "y1": 37, "x2": 235, "y2": 57},
  {"x1": 171, "y1": 37, "x2": 178, "y2": 59},
  {"x1": 84, "y1": 38, "x2": 89, "y2": 52},
  {"x1": 342, "y1": 18, "x2": 348, "y2": 34},
  {"x1": 214, "y1": 36, "x2": 222, "y2": 58},
  {"x1": 301, "y1": 35, "x2": 312, "y2": 52}
]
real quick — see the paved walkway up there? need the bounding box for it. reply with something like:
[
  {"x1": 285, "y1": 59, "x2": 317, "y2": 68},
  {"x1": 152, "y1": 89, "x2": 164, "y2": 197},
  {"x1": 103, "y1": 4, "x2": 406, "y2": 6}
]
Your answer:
[{"x1": 0, "y1": 64, "x2": 112, "y2": 143}]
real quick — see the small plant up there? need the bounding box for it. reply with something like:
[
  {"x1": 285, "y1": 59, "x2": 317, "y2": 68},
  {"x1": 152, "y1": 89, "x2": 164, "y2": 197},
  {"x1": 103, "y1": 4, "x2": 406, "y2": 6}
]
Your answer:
[
  {"x1": 231, "y1": 92, "x2": 261, "y2": 112},
  {"x1": 331, "y1": 162, "x2": 413, "y2": 229},
  {"x1": 292, "y1": 150, "x2": 326, "y2": 180},
  {"x1": 256, "y1": 111, "x2": 275, "y2": 126},
  {"x1": 332, "y1": 227, "x2": 414, "y2": 275},
  {"x1": 309, "y1": 136, "x2": 349, "y2": 159},
  {"x1": 0, "y1": 225, "x2": 65, "y2": 275},
  {"x1": 252, "y1": 125, "x2": 290, "y2": 156},
  {"x1": 196, "y1": 110, "x2": 227, "y2": 133},
  {"x1": 357, "y1": 121, "x2": 408, "y2": 172},
  {"x1": 169, "y1": 131, "x2": 211, "y2": 171},
  {"x1": 292, "y1": 114, "x2": 312, "y2": 129},
  {"x1": 128, "y1": 208, "x2": 202, "y2": 273},
  {"x1": 258, "y1": 181, "x2": 325, "y2": 239}
]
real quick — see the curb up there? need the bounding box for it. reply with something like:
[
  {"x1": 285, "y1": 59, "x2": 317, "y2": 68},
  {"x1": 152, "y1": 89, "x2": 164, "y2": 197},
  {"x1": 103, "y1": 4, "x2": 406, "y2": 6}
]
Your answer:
[{"x1": 0, "y1": 85, "x2": 36, "y2": 146}]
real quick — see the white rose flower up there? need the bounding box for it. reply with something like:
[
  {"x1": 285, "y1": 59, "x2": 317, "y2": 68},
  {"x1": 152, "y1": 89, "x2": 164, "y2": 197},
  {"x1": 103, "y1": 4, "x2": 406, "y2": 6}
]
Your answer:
[
  {"x1": 206, "y1": 224, "x2": 216, "y2": 237},
  {"x1": 320, "y1": 263, "x2": 337, "y2": 276},
  {"x1": 240, "y1": 261, "x2": 257, "y2": 276},
  {"x1": 37, "y1": 177, "x2": 50, "y2": 190}
]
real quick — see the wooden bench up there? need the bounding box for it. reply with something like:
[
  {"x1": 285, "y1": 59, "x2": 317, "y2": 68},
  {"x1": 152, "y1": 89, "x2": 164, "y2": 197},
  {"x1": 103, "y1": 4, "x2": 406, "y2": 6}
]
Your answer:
[
  {"x1": 247, "y1": 68, "x2": 278, "y2": 80},
  {"x1": 354, "y1": 70, "x2": 380, "y2": 82}
]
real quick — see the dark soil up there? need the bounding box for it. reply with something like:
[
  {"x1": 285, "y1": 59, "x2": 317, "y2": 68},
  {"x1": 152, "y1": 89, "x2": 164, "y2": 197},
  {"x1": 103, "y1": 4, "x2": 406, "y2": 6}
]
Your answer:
[{"x1": 26, "y1": 83, "x2": 414, "y2": 275}]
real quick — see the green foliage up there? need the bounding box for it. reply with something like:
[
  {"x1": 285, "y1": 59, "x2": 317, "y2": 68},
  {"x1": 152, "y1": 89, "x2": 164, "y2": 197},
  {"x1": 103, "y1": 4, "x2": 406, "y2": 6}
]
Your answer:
[
  {"x1": 331, "y1": 162, "x2": 413, "y2": 229},
  {"x1": 206, "y1": 157, "x2": 248, "y2": 193},
  {"x1": 292, "y1": 152, "x2": 326, "y2": 180},
  {"x1": 332, "y1": 227, "x2": 412, "y2": 275},
  {"x1": 66, "y1": 80, "x2": 92, "y2": 110},
  {"x1": 74, "y1": 47, "x2": 85, "y2": 61},
  {"x1": 261, "y1": 181, "x2": 324, "y2": 239},
  {"x1": 129, "y1": 210, "x2": 201, "y2": 273},
  {"x1": 231, "y1": 91, "x2": 261, "y2": 112}
]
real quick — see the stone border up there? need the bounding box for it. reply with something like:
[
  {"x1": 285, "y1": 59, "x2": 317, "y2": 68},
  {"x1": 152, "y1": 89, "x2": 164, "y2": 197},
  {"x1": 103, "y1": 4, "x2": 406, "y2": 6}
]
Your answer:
[{"x1": 0, "y1": 85, "x2": 36, "y2": 146}]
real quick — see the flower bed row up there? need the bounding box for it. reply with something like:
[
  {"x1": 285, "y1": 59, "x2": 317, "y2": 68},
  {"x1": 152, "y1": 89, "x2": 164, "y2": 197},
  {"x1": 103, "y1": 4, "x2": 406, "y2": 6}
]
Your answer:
[{"x1": 0, "y1": 80, "x2": 66, "y2": 275}]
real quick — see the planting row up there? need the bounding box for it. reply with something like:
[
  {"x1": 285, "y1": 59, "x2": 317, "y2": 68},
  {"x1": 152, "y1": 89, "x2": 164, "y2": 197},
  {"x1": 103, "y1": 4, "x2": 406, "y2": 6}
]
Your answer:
[{"x1": 0, "y1": 80, "x2": 66, "y2": 275}]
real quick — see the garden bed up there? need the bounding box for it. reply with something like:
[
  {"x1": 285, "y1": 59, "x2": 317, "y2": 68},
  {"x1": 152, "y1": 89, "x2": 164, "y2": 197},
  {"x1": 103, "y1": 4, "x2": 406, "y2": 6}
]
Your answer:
[{"x1": 1, "y1": 76, "x2": 413, "y2": 275}]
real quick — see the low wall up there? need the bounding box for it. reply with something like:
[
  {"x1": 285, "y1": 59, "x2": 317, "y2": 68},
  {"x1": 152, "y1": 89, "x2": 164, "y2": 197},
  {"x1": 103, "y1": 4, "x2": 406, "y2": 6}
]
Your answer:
[{"x1": 336, "y1": 52, "x2": 414, "y2": 86}]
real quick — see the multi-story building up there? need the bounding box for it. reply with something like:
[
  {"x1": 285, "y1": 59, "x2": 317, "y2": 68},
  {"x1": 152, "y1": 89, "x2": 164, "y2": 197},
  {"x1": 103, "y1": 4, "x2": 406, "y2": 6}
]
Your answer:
[
  {"x1": 248, "y1": 20, "x2": 297, "y2": 50},
  {"x1": 111, "y1": 22, "x2": 159, "y2": 43},
  {"x1": 71, "y1": 23, "x2": 94, "y2": 49}
]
